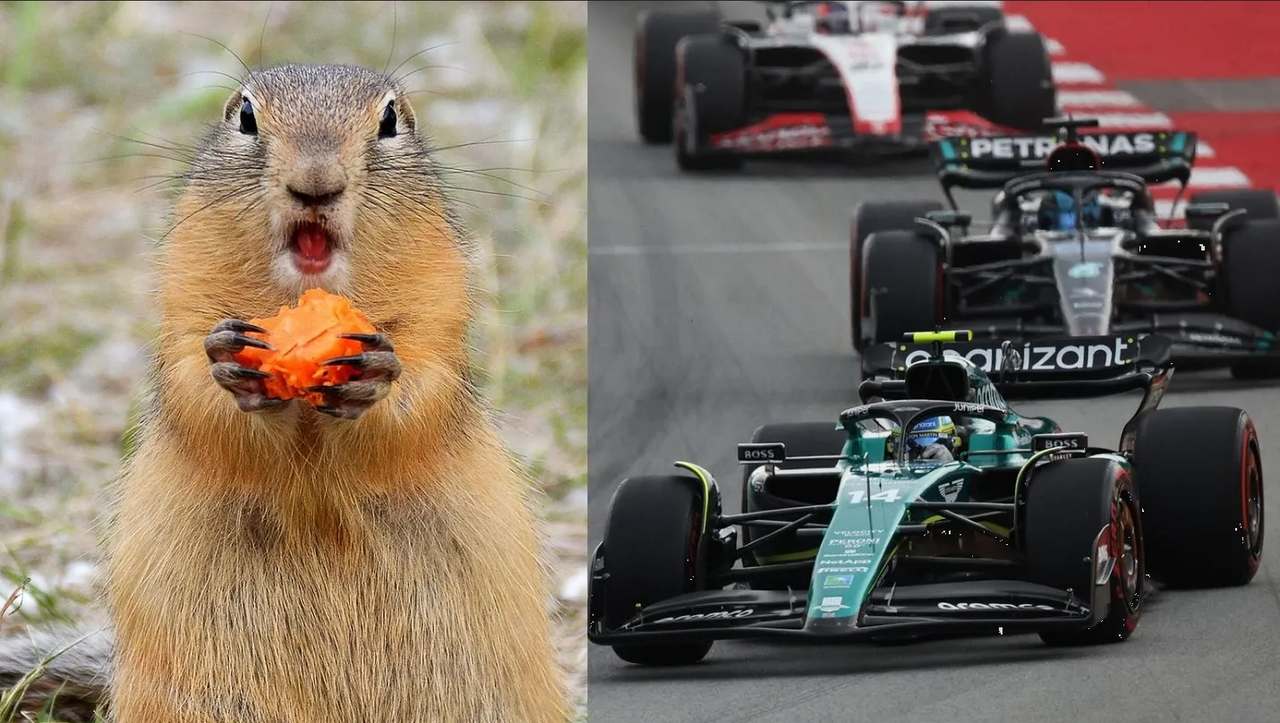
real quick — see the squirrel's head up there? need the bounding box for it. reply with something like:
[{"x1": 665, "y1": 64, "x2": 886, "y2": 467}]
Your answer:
[{"x1": 181, "y1": 63, "x2": 451, "y2": 299}]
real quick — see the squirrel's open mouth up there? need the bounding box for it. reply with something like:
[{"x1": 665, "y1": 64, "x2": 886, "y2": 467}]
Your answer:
[{"x1": 289, "y1": 221, "x2": 334, "y2": 275}]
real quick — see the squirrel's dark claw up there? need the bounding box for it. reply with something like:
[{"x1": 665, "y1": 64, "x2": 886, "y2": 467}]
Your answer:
[
  {"x1": 339, "y1": 332, "x2": 395, "y2": 352},
  {"x1": 210, "y1": 362, "x2": 285, "y2": 413},
  {"x1": 205, "y1": 318, "x2": 274, "y2": 364},
  {"x1": 321, "y1": 330, "x2": 402, "y2": 385},
  {"x1": 205, "y1": 318, "x2": 286, "y2": 414},
  {"x1": 320, "y1": 354, "x2": 367, "y2": 369},
  {"x1": 307, "y1": 378, "x2": 394, "y2": 421}
]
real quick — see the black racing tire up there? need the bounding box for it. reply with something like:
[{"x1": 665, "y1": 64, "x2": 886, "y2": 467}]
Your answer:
[
  {"x1": 923, "y1": 5, "x2": 1004, "y2": 35},
  {"x1": 1024, "y1": 457, "x2": 1145, "y2": 646},
  {"x1": 1133, "y1": 406, "x2": 1264, "y2": 588},
  {"x1": 634, "y1": 9, "x2": 723, "y2": 144},
  {"x1": 601, "y1": 474, "x2": 714, "y2": 665},
  {"x1": 1187, "y1": 188, "x2": 1280, "y2": 232},
  {"x1": 862, "y1": 230, "x2": 941, "y2": 346},
  {"x1": 850, "y1": 200, "x2": 945, "y2": 350},
  {"x1": 981, "y1": 31, "x2": 1057, "y2": 132},
  {"x1": 740, "y1": 422, "x2": 848, "y2": 583},
  {"x1": 1221, "y1": 218, "x2": 1280, "y2": 378},
  {"x1": 675, "y1": 35, "x2": 747, "y2": 171}
]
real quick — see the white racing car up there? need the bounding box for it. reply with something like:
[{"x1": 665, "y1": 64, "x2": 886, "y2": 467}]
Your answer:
[{"x1": 633, "y1": 1, "x2": 1058, "y2": 170}]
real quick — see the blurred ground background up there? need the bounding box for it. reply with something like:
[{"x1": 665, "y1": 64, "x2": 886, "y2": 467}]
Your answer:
[{"x1": 0, "y1": 0, "x2": 587, "y2": 717}]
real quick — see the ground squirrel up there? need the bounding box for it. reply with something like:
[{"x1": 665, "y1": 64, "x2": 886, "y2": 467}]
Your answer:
[{"x1": 0, "y1": 63, "x2": 569, "y2": 723}]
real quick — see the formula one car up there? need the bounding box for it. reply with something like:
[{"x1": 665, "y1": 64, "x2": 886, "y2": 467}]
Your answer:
[
  {"x1": 851, "y1": 116, "x2": 1280, "y2": 379},
  {"x1": 588, "y1": 331, "x2": 1264, "y2": 665},
  {"x1": 633, "y1": 1, "x2": 1058, "y2": 170}
]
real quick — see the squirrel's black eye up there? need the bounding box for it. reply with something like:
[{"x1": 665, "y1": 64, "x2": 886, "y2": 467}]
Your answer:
[
  {"x1": 379, "y1": 102, "x2": 397, "y2": 139},
  {"x1": 239, "y1": 98, "x2": 258, "y2": 136}
]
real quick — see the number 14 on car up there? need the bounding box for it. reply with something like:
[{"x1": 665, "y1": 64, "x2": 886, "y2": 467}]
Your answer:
[{"x1": 847, "y1": 486, "x2": 905, "y2": 505}]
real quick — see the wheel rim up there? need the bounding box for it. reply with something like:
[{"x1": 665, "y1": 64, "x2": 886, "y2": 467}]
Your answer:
[
  {"x1": 1244, "y1": 445, "x2": 1264, "y2": 556},
  {"x1": 1116, "y1": 497, "x2": 1143, "y2": 611}
]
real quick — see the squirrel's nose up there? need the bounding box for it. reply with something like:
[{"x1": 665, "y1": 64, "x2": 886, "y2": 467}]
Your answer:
[
  {"x1": 287, "y1": 182, "x2": 346, "y2": 208},
  {"x1": 285, "y1": 165, "x2": 348, "y2": 208}
]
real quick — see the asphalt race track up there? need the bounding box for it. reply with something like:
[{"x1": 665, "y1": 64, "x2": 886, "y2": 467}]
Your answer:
[{"x1": 586, "y1": 3, "x2": 1280, "y2": 721}]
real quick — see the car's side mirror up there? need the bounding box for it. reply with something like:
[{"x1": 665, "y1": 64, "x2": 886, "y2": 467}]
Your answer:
[
  {"x1": 924, "y1": 210, "x2": 973, "y2": 227},
  {"x1": 1183, "y1": 202, "x2": 1231, "y2": 220},
  {"x1": 726, "y1": 19, "x2": 762, "y2": 34}
]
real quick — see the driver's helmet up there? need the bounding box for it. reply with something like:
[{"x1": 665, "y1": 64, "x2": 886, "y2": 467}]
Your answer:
[
  {"x1": 814, "y1": 1, "x2": 852, "y2": 34},
  {"x1": 885, "y1": 416, "x2": 960, "y2": 461},
  {"x1": 1039, "y1": 189, "x2": 1104, "y2": 231}
]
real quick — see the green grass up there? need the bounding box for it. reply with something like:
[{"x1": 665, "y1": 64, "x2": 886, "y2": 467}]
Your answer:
[{"x1": 0, "y1": 1, "x2": 587, "y2": 719}]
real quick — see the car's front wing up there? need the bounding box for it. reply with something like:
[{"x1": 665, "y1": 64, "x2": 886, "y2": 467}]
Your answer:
[{"x1": 588, "y1": 579, "x2": 1097, "y2": 645}]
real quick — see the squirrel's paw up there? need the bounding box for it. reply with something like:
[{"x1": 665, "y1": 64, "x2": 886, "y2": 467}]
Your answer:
[
  {"x1": 309, "y1": 332, "x2": 403, "y2": 420},
  {"x1": 204, "y1": 318, "x2": 288, "y2": 413}
]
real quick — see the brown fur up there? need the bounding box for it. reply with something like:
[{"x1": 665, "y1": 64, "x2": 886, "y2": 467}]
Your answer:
[{"x1": 90, "y1": 64, "x2": 568, "y2": 722}]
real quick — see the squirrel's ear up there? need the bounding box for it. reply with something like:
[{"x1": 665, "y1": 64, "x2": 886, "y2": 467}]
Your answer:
[
  {"x1": 222, "y1": 90, "x2": 245, "y2": 123},
  {"x1": 397, "y1": 96, "x2": 417, "y2": 134}
]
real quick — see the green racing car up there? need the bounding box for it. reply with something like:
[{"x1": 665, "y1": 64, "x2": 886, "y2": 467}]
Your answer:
[{"x1": 587, "y1": 330, "x2": 1264, "y2": 666}]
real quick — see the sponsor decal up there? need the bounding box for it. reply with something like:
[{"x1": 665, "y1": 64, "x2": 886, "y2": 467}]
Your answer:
[
  {"x1": 953, "y1": 402, "x2": 985, "y2": 415},
  {"x1": 924, "y1": 117, "x2": 1001, "y2": 141},
  {"x1": 813, "y1": 596, "x2": 851, "y2": 614},
  {"x1": 738, "y1": 442, "x2": 785, "y2": 463},
  {"x1": 1185, "y1": 332, "x2": 1243, "y2": 346},
  {"x1": 832, "y1": 529, "x2": 885, "y2": 537},
  {"x1": 653, "y1": 609, "x2": 754, "y2": 625},
  {"x1": 830, "y1": 536, "x2": 880, "y2": 547},
  {"x1": 967, "y1": 133, "x2": 1159, "y2": 161},
  {"x1": 937, "y1": 601, "x2": 1057, "y2": 612},
  {"x1": 937, "y1": 480, "x2": 963, "y2": 503},
  {"x1": 903, "y1": 337, "x2": 1133, "y2": 373},
  {"x1": 1069, "y1": 262, "x2": 1103, "y2": 279},
  {"x1": 971, "y1": 381, "x2": 1006, "y2": 408},
  {"x1": 1032, "y1": 433, "x2": 1088, "y2": 461},
  {"x1": 1032, "y1": 433, "x2": 1087, "y2": 451},
  {"x1": 846, "y1": 404, "x2": 871, "y2": 418},
  {"x1": 712, "y1": 123, "x2": 832, "y2": 152},
  {"x1": 824, "y1": 574, "x2": 854, "y2": 588},
  {"x1": 817, "y1": 565, "x2": 872, "y2": 574}
]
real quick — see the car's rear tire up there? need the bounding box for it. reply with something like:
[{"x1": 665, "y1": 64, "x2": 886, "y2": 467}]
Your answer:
[
  {"x1": 981, "y1": 31, "x2": 1057, "y2": 131},
  {"x1": 1187, "y1": 188, "x2": 1280, "y2": 231},
  {"x1": 740, "y1": 422, "x2": 847, "y2": 584},
  {"x1": 601, "y1": 474, "x2": 715, "y2": 665},
  {"x1": 634, "y1": 10, "x2": 723, "y2": 144},
  {"x1": 675, "y1": 35, "x2": 746, "y2": 171},
  {"x1": 862, "y1": 230, "x2": 942, "y2": 346},
  {"x1": 923, "y1": 5, "x2": 1004, "y2": 35},
  {"x1": 1133, "y1": 406, "x2": 1264, "y2": 588},
  {"x1": 1024, "y1": 457, "x2": 1144, "y2": 646},
  {"x1": 1220, "y1": 218, "x2": 1280, "y2": 378},
  {"x1": 850, "y1": 201, "x2": 945, "y2": 350}
]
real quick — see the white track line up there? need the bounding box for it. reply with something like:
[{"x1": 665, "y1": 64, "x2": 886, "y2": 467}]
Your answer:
[
  {"x1": 1058, "y1": 90, "x2": 1143, "y2": 108},
  {"x1": 1152, "y1": 166, "x2": 1252, "y2": 189},
  {"x1": 1007, "y1": 11, "x2": 1238, "y2": 180},
  {"x1": 1052, "y1": 62, "x2": 1106, "y2": 86},
  {"x1": 1005, "y1": 14, "x2": 1033, "y2": 32},
  {"x1": 1089, "y1": 112, "x2": 1173, "y2": 128}
]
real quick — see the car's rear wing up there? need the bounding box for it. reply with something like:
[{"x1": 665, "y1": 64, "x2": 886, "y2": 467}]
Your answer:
[
  {"x1": 859, "y1": 332, "x2": 1173, "y2": 454},
  {"x1": 859, "y1": 332, "x2": 1173, "y2": 399},
  {"x1": 930, "y1": 130, "x2": 1198, "y2": 192}
]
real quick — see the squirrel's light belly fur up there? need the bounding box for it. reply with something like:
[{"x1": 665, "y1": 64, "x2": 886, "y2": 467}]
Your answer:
[{"x1": 1, "y1": 63, "x2": 569, "y2": 723}]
